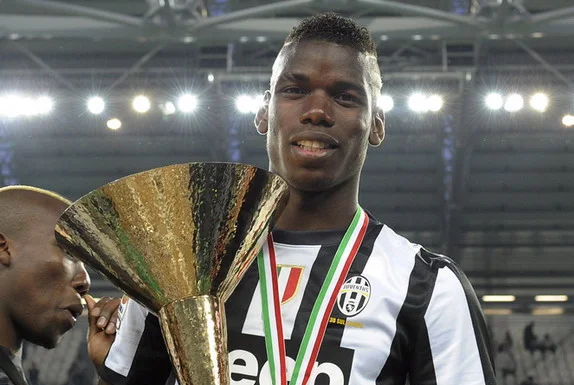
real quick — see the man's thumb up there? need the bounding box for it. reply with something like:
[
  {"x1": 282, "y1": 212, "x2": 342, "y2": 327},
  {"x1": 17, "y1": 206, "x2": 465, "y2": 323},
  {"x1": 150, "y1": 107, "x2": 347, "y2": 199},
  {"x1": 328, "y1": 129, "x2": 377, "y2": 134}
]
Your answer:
[
  {"x1": 84, "y1": 295, "x2": 99, "y2": 335},
  {"x1": 84, "y1": 294, "x2": 96, "y2": 312}
]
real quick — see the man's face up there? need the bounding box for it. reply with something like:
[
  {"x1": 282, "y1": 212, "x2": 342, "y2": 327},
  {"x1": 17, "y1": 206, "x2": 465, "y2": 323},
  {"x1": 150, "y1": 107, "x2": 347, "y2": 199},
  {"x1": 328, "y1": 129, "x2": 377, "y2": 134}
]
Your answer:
[
  {"x1": 7, "y1": 208, "x2": 90, "y2": 349},
  {"x1": 262, "y1": 40, "x2": 383, "y2": 192}
]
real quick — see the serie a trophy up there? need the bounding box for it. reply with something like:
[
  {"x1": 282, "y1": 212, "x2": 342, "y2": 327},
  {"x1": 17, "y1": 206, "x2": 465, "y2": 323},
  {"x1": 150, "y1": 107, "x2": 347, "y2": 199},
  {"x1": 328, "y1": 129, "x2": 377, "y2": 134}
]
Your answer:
[{"x1": 55, "y1": 163, "x2": 289, "y2": 385}]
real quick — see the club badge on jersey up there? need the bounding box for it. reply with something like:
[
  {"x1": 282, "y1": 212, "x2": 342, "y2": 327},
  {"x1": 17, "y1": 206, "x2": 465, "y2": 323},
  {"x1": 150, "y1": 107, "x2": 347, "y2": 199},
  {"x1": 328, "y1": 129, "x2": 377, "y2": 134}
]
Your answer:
[{"x1": 336, "y1": 276, "x2": 371, "y2": 317}]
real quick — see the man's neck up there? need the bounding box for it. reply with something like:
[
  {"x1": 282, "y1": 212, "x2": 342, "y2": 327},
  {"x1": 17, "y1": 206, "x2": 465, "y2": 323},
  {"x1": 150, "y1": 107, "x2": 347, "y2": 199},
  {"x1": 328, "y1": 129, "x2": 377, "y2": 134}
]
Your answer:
[
  {"x1": 274, "y1": 183, "x2": 359, "y2": 231},
  {"x1": 0, "y1": 310, "x2": 21, "y2": 354}
]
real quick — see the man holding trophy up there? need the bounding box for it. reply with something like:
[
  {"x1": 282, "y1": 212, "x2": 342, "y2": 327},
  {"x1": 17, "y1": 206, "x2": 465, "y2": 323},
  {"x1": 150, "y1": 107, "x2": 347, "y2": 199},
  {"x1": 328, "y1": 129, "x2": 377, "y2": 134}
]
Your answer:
[{"x1": 59, "y1": 13, "x2": 496, "y2": 385}]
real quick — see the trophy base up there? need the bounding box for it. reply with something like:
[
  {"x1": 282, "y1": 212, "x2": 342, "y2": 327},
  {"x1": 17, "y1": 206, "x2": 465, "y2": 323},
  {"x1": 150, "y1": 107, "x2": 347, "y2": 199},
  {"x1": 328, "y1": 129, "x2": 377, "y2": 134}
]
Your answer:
[{"x1": 159, "y1": 295, "x2": 228, "y2": 385}]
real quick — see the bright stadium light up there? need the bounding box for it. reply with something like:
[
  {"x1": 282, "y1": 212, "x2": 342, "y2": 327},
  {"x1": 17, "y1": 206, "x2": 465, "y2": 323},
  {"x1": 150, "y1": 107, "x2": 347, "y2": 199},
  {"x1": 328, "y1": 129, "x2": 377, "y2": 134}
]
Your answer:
[
  {"x1": 177, "y1": 94, "x2": 198, "y2": 113},
  {"x1": 504, "y1": 93, "x2": 524, "y2": 112},
  {"x1": 0, "y1": 96, "x2": 7, "y2": 117},
  {"x1": 0, "y1": 95, "x2": 25, "y2": 118},
  {"x1": 377, "y1": 94, "x2": 394, "y2": 112},
  {"x1": 408, "y1": 93, "x2": 428, "y2": 113},
  {"x1": 87, "y1": 97, "x2": 105, "y2": 115},
  {"x1": 235, "y1": 95, "x2": 252, "y2": 113},
  {"x1": 235, "y1": 94, "x2": 263, "y2": 114},
  {"x1": 132, "y1": 95, "x2": 151, "y2": 113},
  {"x1": 534, "y1": 295, "x2": 568, "y2": 302},
  {"x1": 0, "y1": 95, "x2": 52, "y2": 117},
  {"x1": 482, "y1": 295, "x2": 516, "y2": 303},
  {"x1": 162, "y1": 101, "x2": 176, "y2": 116},
  {"x1": 529, "y1": 93, "x2": 549, "y2": 112},
  {"x1": 562, "y1": 115, "x2": 574, "y2": 127},
  {"x1": 12, "y1": 96, "x2": 32, "y2": 117},
  {"x1": 106, "y1": 118, "x2": 122, "y2": 130},
  {"x1": 427, "y1": 94, "x2": 444, "y2": 112},
  {"x1": 36, "y1": 96, "x2": 53, "y2": 115},
  {"x1": 485, "y1": 93, "x2": 504, "y2": 110}
]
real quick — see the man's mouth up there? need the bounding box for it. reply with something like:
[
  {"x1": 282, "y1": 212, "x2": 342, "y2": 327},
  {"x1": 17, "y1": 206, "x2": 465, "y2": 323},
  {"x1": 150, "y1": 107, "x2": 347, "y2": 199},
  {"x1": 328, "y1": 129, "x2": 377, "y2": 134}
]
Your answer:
[
  {"x1": 65, "y1": 304, "x2": 84, "y2": 320},
  {"x1": 295, "y1": 140, "x2": 337, "y2": 152}
]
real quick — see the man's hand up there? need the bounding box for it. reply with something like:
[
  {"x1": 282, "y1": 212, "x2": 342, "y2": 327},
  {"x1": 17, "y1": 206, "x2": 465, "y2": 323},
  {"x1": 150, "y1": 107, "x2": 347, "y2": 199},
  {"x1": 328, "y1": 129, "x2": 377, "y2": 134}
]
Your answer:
[{"x1": 84, "y1": 295, "x2": 121, "y2": 369}]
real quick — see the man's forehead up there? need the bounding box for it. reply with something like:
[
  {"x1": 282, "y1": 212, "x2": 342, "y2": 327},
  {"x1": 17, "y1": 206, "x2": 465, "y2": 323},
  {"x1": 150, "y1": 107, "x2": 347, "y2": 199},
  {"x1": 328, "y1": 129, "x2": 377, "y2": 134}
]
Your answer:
[{"x1": 273, "y1": 41, "x2": 369, "y2": 83}]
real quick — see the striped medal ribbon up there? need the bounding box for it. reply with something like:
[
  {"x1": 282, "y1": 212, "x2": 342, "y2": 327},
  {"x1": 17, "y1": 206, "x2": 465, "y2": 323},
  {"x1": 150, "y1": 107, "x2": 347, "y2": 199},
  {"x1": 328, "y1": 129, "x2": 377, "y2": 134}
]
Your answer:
[{"x1": 257, "y1": 207, "x2": 369, "y2": 385}]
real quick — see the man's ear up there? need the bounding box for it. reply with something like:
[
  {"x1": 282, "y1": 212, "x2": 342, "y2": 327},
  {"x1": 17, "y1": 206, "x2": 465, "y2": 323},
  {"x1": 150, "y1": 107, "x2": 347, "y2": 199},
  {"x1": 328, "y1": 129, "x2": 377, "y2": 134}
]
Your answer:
[
  {"x1": 0, "y1": 233, "x2": 12, "y2": 267},
  {"x1": 369, "y1": 111, "x2": 385, "y2": 147},
  {"x1": 254, "y1": 91, "x2": 271, "y2": 135}
]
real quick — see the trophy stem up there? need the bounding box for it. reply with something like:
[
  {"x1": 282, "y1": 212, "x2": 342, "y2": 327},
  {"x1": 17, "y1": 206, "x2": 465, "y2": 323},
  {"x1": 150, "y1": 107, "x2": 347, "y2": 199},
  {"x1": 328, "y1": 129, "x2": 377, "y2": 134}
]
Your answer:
[{"x1": 159, "y1": 295, "x2": 228, "y2": 385}]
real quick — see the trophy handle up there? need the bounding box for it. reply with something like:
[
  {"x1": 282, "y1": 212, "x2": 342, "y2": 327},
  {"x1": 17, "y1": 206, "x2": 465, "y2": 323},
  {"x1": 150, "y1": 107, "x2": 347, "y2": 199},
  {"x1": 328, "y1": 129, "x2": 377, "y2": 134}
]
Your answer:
[{"x1": 159, "y1": 296, "x2": 228, "y2": 385}]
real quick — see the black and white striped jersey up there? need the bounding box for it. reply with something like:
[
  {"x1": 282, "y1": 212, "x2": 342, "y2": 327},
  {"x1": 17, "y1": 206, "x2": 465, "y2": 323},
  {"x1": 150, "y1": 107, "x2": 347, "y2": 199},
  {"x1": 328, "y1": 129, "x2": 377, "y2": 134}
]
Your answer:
[{"x1": 100, "y1": 218, "x2": 496, "y2": 385}]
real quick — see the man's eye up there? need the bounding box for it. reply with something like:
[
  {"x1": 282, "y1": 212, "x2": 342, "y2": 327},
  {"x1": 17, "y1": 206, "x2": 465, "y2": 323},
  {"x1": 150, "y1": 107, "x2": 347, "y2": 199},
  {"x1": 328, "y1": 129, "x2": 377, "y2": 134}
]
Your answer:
[
  {"x1": 282, "y1": 87, "x2": 306, "y2": 95},
  {"x1": 336, "y1": 93, "x2": 358, "y2": 103}
]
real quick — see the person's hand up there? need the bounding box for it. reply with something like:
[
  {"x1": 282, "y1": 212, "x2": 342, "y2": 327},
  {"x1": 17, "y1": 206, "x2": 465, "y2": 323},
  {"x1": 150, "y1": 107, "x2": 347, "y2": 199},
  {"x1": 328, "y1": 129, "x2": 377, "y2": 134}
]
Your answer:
[{"x1": 84, "y1": 295, "x2": 121, "y2": 369}]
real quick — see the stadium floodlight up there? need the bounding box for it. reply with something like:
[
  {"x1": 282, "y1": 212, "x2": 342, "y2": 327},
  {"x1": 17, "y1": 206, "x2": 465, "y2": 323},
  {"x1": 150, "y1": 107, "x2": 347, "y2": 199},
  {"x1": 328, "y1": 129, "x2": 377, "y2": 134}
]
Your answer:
[
  {"x1": 408, "y1": 93, "x2": 428, "y2": 113},
  {"x1": 106, "y1": 118, "x2": 122, "y2": 130},
  {"x1": 485, "y1": 93, "x2": 504, "y2": 110},
  {"x1": 485, "y1": 93, "x2": 503, "y2": 110},
  {"x1": 482, "y1": 295, "x2": 516, "y2": 302},
  {"x1": 235, "y1": 94, "x2": 264, "y2": 114},
  {"x1": 36, "y1": 96, "x2": 53, "y2": 115},
  {"x1": 0, "y1": 94, "x2": 54, "y2": 118},
  {"x1": 162, "y1": 101, "x2": 176, "y2": 116},
  {"x1": 87, "y1": 97, "x2": 105, "y2": 115},
  {"x1": 0, "y1": 96, "x2": 6, "y2": 117},
  {"x1": 427, "y1": 94, "x2": 444, "y2": 112},
  {"x1": 177, "y1": 94, "x2": 198, "y2": 113},
  {"x1": 562, "y1": 115, "x2": 574, "y2": 127},
  {"x1": 534, "y1": 295, "x2": 568, "y2": 302},
  {"x1": 504, "y1": 93, "x2": 524, "y2": 112},
  {"x1": 16, "y1": 96, "x2": 32, "y2": 117},
  {"x1": 529, "y1": 93, "x2": 549, "y2": 112},
  {"x1": 377, "y1": 94, "x2": 394, "y2": 113},
  {"x1": 3, "y1": 95, "x2": 33, "y2": 117},
  {"x1": 132, "y1": 95, "x2": 151, "y2": 113},
  {"x1": 235, "y1": 95, "x2": 252, "y2": 114},
  {"x1": 0, "y1": 95, "x2": 23, "y2": 118}
]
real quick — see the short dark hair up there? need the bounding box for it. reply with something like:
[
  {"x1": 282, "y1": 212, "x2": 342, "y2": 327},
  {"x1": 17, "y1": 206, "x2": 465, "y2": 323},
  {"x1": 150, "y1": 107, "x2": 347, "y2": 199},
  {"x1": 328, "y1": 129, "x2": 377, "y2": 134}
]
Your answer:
[
  {"x1": 285, "y1": 12, "x2": 378, "y2": 59},
  {"x1": 275, "y1": 12, "x2": 382, "y2": 105}
]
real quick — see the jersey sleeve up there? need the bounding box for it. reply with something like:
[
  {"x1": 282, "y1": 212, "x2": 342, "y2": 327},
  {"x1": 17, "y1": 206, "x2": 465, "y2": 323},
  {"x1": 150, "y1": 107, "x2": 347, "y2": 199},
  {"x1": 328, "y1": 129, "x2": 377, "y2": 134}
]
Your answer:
[
  {"x1": 99, "y1": 298, "x2": 174, "y2": 385},
  {"x1": 409, "y1": 261, "x2": 497, "y2": 385}
]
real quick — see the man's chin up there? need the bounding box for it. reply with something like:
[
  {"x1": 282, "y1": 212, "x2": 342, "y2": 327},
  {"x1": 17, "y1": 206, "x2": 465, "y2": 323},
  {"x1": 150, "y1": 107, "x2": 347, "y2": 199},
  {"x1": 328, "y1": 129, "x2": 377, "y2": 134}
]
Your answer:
[
  {"x1": 33, "y1": 334, "x2": 62, "y2": 350},
  {"x1": 282, "y1": 168, "x2": 334, "y2": 189},
  {"x1": 292, "y1": 176, "x2": 337, "y2": 193}
]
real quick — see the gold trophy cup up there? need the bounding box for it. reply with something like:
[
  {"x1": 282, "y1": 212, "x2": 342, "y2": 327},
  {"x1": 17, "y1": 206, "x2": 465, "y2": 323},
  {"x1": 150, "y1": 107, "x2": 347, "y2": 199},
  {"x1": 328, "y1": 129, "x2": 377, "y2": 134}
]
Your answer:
[{"x1": 55, "y1": 163, "x2": 289, "y2": 385}]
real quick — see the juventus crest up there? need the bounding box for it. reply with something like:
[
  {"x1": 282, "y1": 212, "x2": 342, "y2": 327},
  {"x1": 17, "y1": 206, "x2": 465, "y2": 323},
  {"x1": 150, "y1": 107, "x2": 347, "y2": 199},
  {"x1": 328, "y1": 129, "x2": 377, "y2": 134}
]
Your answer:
[{"x1": 337, "y1": 276, "x2": 371, "y2": 317}]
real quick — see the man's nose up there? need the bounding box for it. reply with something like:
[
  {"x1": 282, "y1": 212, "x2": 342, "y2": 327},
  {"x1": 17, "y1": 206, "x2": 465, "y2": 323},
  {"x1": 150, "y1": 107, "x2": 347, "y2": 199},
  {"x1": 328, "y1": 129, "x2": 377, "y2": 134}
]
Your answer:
[{"x1": 299, "y1": 92, "x2": 334, "y2": 127}]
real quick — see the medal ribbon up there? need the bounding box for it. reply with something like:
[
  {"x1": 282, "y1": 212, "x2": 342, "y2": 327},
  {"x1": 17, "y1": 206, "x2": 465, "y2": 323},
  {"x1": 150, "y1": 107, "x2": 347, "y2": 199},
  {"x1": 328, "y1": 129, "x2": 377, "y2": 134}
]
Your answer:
[{"x1": 257, "y1": 207, "x2": 369, "y2": 385}]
